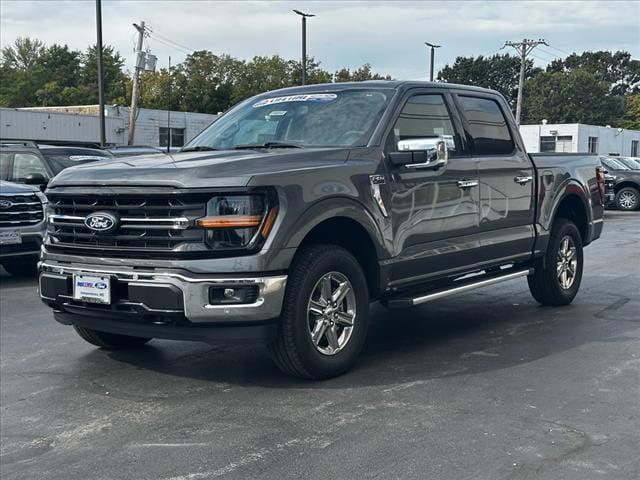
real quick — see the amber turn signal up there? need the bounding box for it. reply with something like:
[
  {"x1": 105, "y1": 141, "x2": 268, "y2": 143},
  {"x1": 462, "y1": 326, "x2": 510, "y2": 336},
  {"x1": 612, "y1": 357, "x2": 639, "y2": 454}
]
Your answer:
[{"x1": 196, "y1": 215, "x2": 262, "y2": 229}]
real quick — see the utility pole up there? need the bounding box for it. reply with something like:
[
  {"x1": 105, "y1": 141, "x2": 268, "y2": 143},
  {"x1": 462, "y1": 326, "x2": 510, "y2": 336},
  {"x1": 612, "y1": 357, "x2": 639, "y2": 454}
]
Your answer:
[
  {"x1": 167, "y1": 55, "x2": 171, "y2": 153},
  {"x1": 95, "y1": 0, "x2": 106, "y2": 147},
  {"x1": 293, "y1": 10, "x2": 315, "y2": 85},
  {"x1": 504, "y1": 38, "x2": 548, "y2": 125},
  {"x1": 128, "y1": 21, "x2": 146, "y2": 145},
  {"x1": 425, "y1": 42, "x2": 441, "y2": 82}
]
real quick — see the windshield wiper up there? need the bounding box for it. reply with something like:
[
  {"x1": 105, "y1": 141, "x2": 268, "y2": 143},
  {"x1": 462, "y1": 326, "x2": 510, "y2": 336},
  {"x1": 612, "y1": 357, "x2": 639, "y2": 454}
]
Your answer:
[
  {"x1": 180, "y1": 145, "x2": 219, "y2": 152},
  {"x1": 233, "y1": 142, "x2": 303, "y2": 150}
]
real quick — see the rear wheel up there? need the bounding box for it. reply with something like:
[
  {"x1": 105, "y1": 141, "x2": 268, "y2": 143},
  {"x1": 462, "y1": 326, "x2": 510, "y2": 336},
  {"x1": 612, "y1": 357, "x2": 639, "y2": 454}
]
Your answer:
[
  {"x1": 528, "y1": 218, "x2": 583, "y2": 306},
  {"x1": 73, "y1": 326, "x2": 151, "y2": 350},
  {"x1": 615, "y1": 187, "x2": 640, "y2": 211},
  {"x1": 1, "y1": 257, "x2": 38, "y2": 277},
  {"x1": 269, "y1": 244, "x2": 369, "y2": 379}
]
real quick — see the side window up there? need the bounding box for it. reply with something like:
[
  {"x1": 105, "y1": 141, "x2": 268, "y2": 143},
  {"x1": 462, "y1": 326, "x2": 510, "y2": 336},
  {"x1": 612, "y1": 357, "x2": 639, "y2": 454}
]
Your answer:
[
  {"x1": 458, "y1": 96, "x2": 515, "y2": 155},
  {"x1": 387, "y1": 94, "x2": 460, "y2": 154},
  {"x1": 10, "y1": 153, "x2": 50, "y2": 182}
]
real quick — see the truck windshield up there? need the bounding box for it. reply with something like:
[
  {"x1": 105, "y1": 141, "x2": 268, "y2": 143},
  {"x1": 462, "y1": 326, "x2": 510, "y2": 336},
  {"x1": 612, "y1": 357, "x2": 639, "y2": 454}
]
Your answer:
[{"x1": 185, "y1": 89, "x2": 390, "y2": 150}]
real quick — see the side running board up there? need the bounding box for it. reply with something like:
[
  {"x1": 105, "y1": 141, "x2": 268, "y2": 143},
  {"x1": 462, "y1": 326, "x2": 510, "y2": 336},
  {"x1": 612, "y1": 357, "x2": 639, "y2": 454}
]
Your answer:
[{"x1": 385, "y1": 269, "x2": 532, "y2": 309}]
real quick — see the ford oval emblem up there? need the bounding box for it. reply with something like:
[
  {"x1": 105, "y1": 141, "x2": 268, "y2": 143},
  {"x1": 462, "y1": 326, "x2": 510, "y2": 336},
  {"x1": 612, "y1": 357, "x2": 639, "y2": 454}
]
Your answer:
[
  {"x1": 84, "y1": 212, "x2": 118, "y2": 233},
  {"x1": 95, "y1": 282, "x2": 108, "y2": 289},
  {"x1": 0, "y1": 199, "x2": 13, "y2": 209}
]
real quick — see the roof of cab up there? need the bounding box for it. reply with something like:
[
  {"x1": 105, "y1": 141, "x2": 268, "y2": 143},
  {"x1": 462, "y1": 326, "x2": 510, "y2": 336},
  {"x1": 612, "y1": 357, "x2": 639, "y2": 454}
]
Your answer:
[{"x1": 261, "y1": 80, "x2": 497, "y2": 96}]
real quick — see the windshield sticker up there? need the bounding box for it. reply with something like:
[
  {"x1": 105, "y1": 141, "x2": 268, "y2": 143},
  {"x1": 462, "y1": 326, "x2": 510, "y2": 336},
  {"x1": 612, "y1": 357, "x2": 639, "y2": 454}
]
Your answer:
[{"x1": 253, "y1": 93, "x2": 337, "y2": 108}]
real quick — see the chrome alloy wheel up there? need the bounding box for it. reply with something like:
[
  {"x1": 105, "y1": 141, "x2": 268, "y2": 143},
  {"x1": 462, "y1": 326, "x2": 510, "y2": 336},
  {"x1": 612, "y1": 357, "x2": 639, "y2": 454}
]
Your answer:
[
  {"x1": 619, "y1": 190, "x2": 638, "y2": 210},
  {"x1": 307, "y1": 271, "x2": 356, "y2": 355},
  {"x1": 556, "y1": 235, "x2": 578, "y2": 290}
]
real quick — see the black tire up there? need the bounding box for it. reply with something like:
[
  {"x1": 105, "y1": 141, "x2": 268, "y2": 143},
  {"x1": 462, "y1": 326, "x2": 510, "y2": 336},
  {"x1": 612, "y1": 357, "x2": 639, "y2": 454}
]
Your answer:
[
  {"x1": 73, "y1": 325, "x2": 151, "y2": 350},
  {"x1": 615, "y1": 186, "x2": 640, "y2": 211},
  {"x1": 527, "y1": 218, "x2": 583, "y2": 306},
  {"x1": 1, "y1": 257, "x2": 38, "y2": 277},
  {"x1": 268, "y1": 244, "x2": 370, "y2": 379}
]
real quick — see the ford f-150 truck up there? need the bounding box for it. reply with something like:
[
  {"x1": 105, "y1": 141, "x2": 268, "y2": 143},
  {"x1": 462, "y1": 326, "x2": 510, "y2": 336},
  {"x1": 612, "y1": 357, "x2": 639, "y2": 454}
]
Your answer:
[{"x1": 38, "y1": 81, "x2": 605, "y2": 379}]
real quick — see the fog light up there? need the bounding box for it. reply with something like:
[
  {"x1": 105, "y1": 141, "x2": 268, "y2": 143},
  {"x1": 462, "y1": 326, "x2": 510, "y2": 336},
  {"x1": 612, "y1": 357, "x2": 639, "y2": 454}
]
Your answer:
[{"x1": 209, "y1": 285, "x2": 260, "y2": 305}]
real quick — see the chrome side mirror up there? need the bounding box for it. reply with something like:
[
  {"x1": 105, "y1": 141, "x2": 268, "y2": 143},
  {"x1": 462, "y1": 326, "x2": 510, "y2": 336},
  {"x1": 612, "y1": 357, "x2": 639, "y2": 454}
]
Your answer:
[{"x1": 390, "y1": 136, "x2": 451, "y2": 170}]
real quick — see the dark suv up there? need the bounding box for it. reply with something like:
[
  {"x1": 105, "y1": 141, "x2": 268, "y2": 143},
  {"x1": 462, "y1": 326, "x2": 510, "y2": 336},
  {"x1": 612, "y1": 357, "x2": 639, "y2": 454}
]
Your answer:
[
  {"x1": 0, "y1": 141, "x2": 112, "y2": 189},
  {"x1": 600, "y1": 156, "x2": 640, "y2": 211}
]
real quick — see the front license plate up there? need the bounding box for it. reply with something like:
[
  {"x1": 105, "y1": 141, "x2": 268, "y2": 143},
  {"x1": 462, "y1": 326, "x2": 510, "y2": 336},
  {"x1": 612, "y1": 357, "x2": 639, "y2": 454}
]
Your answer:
[
  {"x1": 0, "y1": 229, "x2": 21, "y2": 245},
  {"x1": 73, "y1": 274, "x2": 111, "y2": 304}
]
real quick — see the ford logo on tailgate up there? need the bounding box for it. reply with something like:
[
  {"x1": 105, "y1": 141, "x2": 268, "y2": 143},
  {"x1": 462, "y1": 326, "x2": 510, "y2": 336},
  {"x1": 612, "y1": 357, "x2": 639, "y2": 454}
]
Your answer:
[{"x1": 84, "y1": 212, "x2": 118, "y2": 233}]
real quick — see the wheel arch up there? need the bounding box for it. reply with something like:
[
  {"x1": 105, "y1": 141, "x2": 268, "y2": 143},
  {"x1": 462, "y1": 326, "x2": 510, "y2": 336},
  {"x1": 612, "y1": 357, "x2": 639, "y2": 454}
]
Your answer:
[
  {"x1": 552, "y1": 192, "x2": 589, "y2": 245},
  {"x1": 282, "y1": 198, "x2": 387, "y2": 299}
]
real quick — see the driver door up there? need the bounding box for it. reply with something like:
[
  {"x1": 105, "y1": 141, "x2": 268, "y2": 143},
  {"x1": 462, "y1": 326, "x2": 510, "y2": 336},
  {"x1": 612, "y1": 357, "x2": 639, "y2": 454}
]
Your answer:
[{"x1": 386, "y1": 91, "x2": 481, "y2": 287}]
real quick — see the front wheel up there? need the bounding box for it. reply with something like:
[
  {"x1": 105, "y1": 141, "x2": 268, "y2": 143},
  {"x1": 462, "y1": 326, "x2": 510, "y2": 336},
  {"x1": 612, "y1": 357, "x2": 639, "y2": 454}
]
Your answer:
[
  {"x1": 528, "y1": 218, "x2": 583, "y2": 306},
  {"x1": 269, "y1": 244, "x2": 370, "y2": 379},
  {"x1": 615, "y1": 187, "x2": 640, "y2": 211}
]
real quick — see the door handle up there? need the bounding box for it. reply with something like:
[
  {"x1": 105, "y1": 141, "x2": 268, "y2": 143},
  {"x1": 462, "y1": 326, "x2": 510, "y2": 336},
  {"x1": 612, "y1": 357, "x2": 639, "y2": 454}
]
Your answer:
[
  {"x1": 514, "y1": 175, "x2": 533, "y2": 185},
  {"x1": 457, "y1": 179, "x2": 479, "y2": 189}
]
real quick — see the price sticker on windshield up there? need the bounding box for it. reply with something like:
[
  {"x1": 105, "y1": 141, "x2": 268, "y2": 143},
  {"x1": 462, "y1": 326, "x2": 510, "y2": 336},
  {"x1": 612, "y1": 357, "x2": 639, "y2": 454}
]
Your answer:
[{"x1": 253, "y1": 93, "x2": 337, "y2": 108}]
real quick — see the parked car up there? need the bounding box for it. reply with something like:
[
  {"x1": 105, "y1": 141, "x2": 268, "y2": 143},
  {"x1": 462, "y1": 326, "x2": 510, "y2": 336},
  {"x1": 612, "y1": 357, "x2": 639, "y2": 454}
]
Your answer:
[
  {"x1": 600, "y1": 156, "x2": 640, "y2": 211},
  {"x1": 0, "y1": 141, "x2": 112, "y2": 189},
  {"x1": 108, "y1": 145, "x2": 165, "y2": 157},
  {"x1": 0, "y1": 180, "x2": 47, "y2": 276},
  {"x1": 38, "y1": 81, "x2": 605, "y2": 379},
  {"x1": 616, "y1": 157, "x2": 640, "y2": 170}
]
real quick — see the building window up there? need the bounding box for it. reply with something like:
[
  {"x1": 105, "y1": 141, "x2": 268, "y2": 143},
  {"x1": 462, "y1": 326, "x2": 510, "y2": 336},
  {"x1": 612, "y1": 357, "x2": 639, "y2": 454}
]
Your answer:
[
  {"x1": 588, "y1": 136, "x2": 598, "y2": 153},
  {"x1": 556, "y1": 136, "x2": 573, "y2": 152},
  {"x1": 632, "y1": 140, "x2": 639, "y2": 157},
  {"x1": 159, "y1": 127, "x2": 185, "y2": 147},
  {"x1": 540, "y1": 136, "x2": 556, "y2": 152}
]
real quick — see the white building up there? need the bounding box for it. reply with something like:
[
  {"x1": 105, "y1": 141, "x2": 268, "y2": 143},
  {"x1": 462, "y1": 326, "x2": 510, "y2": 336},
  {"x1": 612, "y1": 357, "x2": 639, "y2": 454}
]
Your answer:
[
  {"x1": 1, "y1": 105, "x2": 218, "y2": 147},
  {"x1": 520, "y1": 123, "x2": 640, "y2": 157}
]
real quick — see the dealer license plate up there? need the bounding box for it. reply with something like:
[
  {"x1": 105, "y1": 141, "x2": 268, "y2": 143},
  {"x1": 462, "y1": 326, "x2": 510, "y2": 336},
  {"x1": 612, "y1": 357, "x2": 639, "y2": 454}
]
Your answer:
[
  {"x1": 0, "y1": 229, "x2": 21, "y2": 245},
  {"x1": 73, "y1": 274, "x2": 111, "y2": 304}
]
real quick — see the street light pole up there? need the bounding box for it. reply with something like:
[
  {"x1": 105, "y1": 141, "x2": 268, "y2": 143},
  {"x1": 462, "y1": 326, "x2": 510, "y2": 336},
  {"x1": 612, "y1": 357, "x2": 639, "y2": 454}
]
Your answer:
[
  {"x1": 95, "y1": 0, "x2": 106, "y2": 147},
  {"x1": 293, "y1": 9, "x2": 315, "y2": 85},
  {"x1": 425, "y1": 42, "x2": 441, "y2": 82}
]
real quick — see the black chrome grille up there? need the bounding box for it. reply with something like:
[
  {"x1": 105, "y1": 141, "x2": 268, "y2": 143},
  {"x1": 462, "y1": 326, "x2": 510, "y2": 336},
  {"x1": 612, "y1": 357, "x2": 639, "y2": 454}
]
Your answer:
[
  {"x1": 0, "y1": 193, "x2": 44, "y2": 227},
  {"x1": 46, "y1": 190, "x2": 209, "y2": 255}
]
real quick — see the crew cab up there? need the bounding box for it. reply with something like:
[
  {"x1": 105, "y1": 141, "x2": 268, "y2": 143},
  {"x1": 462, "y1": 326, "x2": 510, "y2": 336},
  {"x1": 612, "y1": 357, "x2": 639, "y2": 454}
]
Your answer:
[{"x1": 38, "y1": 81, "x2": 605, "y2": 378}]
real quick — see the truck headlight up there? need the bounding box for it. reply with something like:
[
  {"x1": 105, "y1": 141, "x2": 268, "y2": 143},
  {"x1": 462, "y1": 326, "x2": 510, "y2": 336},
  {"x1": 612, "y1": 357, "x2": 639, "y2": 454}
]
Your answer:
[{"x1": 196, "y1": 192, "x2": 277, "y2": 251}]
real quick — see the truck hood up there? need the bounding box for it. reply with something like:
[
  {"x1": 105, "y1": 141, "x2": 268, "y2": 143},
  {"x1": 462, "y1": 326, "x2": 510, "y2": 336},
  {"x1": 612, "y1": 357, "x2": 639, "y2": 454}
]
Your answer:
[
  {"x1": 0, "y1": 180, "x2": 40, "y2": 195},
  {"x1": 48, "y1": 148, "x2": 350, "y2": 188}
]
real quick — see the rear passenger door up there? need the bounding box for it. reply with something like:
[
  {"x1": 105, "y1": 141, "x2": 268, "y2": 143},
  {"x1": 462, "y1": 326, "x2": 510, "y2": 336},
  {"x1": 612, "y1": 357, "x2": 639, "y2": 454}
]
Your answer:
[{"x1": 453, "y1": 93, "x2": 535, "y2": 264}]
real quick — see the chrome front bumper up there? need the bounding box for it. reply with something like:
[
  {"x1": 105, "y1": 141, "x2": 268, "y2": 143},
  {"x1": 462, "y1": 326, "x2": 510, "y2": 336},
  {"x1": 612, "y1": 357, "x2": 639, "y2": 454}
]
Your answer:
[{"x1": 39, "y1": 261, "x2": 287, "y2": 324}]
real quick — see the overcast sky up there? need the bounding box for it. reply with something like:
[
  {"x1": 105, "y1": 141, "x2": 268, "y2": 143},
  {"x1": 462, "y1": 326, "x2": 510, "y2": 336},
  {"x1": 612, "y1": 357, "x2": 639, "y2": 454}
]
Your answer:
[{"x1": 1, "y1": 0, "x2": 638, "y2": 79}]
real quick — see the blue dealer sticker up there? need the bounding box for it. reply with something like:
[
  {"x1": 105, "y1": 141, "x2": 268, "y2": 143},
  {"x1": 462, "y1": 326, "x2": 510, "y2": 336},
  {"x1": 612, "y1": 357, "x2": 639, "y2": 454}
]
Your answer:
[{"x1": 253, "y1": 93, "x2": 337, "y2": 108}]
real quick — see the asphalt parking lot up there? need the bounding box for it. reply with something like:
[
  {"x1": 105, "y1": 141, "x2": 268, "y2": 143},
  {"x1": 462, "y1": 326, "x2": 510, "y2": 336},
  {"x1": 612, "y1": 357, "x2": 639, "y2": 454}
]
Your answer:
[{"x1": 1, "y1": 211, "x2": 638, "y2": 480}]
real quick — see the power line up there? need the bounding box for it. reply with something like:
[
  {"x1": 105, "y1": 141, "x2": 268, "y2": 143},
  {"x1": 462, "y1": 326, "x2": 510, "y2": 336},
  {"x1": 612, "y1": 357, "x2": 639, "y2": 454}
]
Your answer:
[
  {"x1": 148, "y1": 34, "x2": 192, "y2": 54},
  {"x1": 147, "y1": 29, "x2": 194, "y2": 54},
  {"x1": 503, "y1": 38, "x2": 548, "y2": 125}
]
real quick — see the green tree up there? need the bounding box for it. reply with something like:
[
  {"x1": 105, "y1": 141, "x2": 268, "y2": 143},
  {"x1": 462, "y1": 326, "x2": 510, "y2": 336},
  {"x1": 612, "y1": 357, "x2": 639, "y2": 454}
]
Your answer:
[
  {"x1": 523, "y1": 70, "x2": 625, "y2": 125},
  {"x1": 547, "y1": 50, "x2": 640, "y2": 95},
  {"x1": 438, "y1": 54, "x2": 541, "y2": 110},
  {"x1": 0, "y1": 37, "x2": 44, "y2": 70},
  {"x1": 620, "y1": 94, "x2": 640, "y2": 130},
  {"x1": 80, "y1": 45, "x2": 128, "y2": 105},
  {"x1": 333, "y1": 63, "x2": 392, "y2": 82}
]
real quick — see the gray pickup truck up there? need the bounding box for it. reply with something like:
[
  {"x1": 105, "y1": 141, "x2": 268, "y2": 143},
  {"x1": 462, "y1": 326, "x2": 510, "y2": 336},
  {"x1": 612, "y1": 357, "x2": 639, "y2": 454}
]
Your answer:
[{"x1": 39, "y1": 81, "x2": 605, "y2": 379}]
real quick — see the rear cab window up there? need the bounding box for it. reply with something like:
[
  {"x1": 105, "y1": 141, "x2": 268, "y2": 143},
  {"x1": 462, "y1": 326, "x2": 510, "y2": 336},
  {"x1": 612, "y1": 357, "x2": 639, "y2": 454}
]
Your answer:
[{"x1": 457, "y1": 95, "x2": 515, "y2": 155}]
